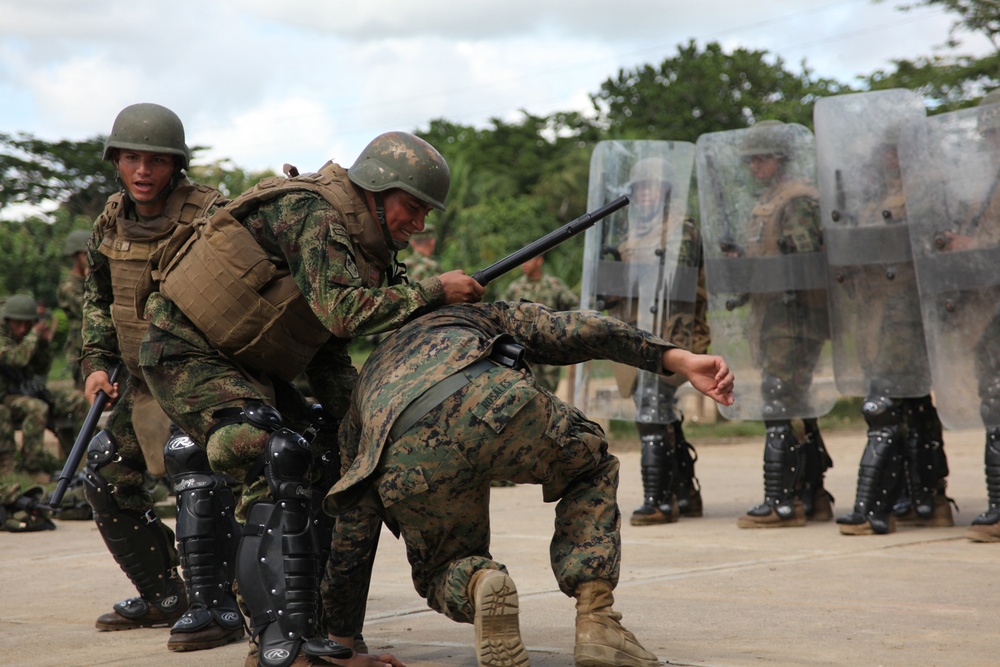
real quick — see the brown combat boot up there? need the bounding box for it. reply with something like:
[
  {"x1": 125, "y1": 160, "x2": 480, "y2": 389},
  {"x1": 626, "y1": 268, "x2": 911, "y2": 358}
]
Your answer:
[
  {"x1": 96, "y1": 587, "x2": 188, "y2": 630},
  {"x1": 808, "y1": 491, "x2": 835, "y2": 522},
  {"x1": 469, "y1": 568, "x2": 528, "y2": 667},
  {"x1": 574, "y1": 579, "x2": 659, "y2": 667},
  {"x1": 895, "y1": 493, "x2": 955, "y2": 528}
]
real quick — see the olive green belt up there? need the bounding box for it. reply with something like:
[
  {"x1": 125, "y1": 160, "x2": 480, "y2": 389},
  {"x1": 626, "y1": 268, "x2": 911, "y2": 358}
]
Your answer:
[{"x1": 387, "y1": 357, "x2": 496, "y2": 442}]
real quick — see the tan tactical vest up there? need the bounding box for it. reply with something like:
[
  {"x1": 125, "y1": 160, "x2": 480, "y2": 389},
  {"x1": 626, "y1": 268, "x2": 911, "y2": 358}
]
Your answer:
[
  {"x1": 745, "y1": 180, "x2": 819, "y2": 258},
  {"x1": 97, "y1": 181, "x2": 224, "y2": 377},
  {"x1": 156, "y1": 162, "x2": 390, "y2": 382}
]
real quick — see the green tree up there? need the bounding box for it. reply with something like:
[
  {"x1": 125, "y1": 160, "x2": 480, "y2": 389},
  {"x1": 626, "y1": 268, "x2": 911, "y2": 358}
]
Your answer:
[
  {"x1": 591, "y1": 40, "x2": 851, "y2": 139},
  {"x1": 187, "y1": 158, "x2": 277, "y2": 199},
  {"x1": 0, "y1": 133, "x2": 117, "y2": 220}
]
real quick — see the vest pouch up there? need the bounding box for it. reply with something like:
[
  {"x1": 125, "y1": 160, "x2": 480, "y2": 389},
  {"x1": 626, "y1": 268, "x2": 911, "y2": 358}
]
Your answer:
[{"x1": 229, "y1": 274, "x2": 332, "y2": 382}]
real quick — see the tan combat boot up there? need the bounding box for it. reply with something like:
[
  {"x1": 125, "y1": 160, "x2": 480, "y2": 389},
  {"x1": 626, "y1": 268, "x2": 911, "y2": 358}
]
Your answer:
[
  {"x1": 574, "y1": 579, "x2": 659, "y2": 667},
  {"x1": 469, "y1": 569, "x2": 529, "y2": 667}
]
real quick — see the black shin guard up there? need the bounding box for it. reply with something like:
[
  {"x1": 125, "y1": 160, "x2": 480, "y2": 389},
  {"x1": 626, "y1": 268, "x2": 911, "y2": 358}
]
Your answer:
[
  {"x1": 84, "y1": 430, "x2": 185, "y2": 614},
  {"x1": 747, "y1": 420, "x2": 803, "y2": 519},
  {"x1": 673, "y1": 420, "x2": 702, "y2": 516},
  {"x1": 801, "y1": 418, "x2": 833, "y2": 517},
  {"x1": 899, "y1": 396, "x2": 948, "y2": 519},
  {"x1": 972, "y1": 427, "x2": 1000, "y2": 526},
  {"x1": 237, "y1": 428, "x2": 352, "y2": 667},
  {"x1": 838, "y1": 396, "x2": 904, "y2": 534},
  {"x1": 164, "y1": 430, "x2": 242, "y2": 636},
  {"x1": 633, "y1": 423, "x2": 678, "y2": 519}
]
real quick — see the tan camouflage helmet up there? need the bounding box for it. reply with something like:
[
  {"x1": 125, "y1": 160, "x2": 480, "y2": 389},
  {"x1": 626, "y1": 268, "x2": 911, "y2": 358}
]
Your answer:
[
  {"x1": 348, "y1": 131, "x2": 451, "y2": 211},
  {"x1": 629, "y1": 157, "x2": 676, "y2": 187},
  {"x1": 741, "y1": 119, "x2": 794, "y2": 160},
  {"x1": 978, "y1": 89, "x2": 1000, "y2": 136},
  {"x1": 103, "y1": 103, "x2": 190, "y2": 169},
  {"x1": 63, "y1": 229, "x2": 91, "y2": 256},
  {"x1": 2, "y1": 294, "x2": 38, "y2": 321}
]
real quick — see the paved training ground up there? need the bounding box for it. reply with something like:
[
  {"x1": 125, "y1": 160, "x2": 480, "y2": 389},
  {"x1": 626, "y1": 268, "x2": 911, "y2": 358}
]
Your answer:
[{"x1": 1, "y1": 427, "x2": 997, "y2": 667}]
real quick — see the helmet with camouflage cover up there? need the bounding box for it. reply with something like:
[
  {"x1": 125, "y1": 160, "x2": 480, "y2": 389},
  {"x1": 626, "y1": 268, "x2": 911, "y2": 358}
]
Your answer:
[
  {"x1": 2, "y1": 294, "x2": 38, "y2": 321},
  {"x1": 348, "y1": 132, "x2": 451, "y2": 211},
  {"x1": 62, "y1": 229, "x2": 91, "y2": 256},
  {"x1": 978, "y1": 88, "x2": 1000, "y2": 136},
  {"x1": 741, "y1": 119, "x2": 794, "y2": 160},
  {"x1": 628, "y1": 157, "x2": 676, "y2": 189},
  {"x1": 103, "y1": 103, "x2": 190, "y2": 169}
]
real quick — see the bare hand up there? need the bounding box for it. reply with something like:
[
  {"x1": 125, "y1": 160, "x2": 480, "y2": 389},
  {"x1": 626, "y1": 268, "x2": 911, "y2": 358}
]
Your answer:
[
  {"x1": 939, "y1": 231, "x2": 976, "y2": 252},
  {"x1": 33, "y1": 319, "x2": 55, "y2": 342},
  {"x1": 437, "y1": 270, "x2": 485, "y2": 305},
  {"x1": 662, "y1": 348, "x2": 735, "y2": 406},
  {"x1": 84, "y1": 370, "x2": 119, "y2": 406}
]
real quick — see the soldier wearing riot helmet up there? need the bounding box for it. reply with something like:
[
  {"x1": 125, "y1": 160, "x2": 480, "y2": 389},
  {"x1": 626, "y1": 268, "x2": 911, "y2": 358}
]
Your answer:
[
  {"x1": 958, "y1": 89, "x2": 1000, "y2": 542},
  {"x1": 79, "y1": 103, "x2": 242, "y2": 651},
  {"x1": 139, "y1": 130, "x2": 482, "y2": 667},
  {"x1": 617, "y1": 155, "x2": 710, "y2": 525},
  {"x1": 813, "y1": 90, "x2": 953, "y2": 537}
]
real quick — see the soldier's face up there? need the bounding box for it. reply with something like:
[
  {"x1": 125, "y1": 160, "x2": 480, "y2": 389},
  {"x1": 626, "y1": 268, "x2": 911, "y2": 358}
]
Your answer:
[
  {"x1": 382, "y1": 190, "x2": 435, "y2": 243},
  {"x1": 747, "y1": 154, "x2": 782, "y2": 181},
  {"x1": 630, "y1": 180, "x2": 669, "y2": 224},
  {"x1": 115, "y1": 149, "x2": 177, "y2": 216},
  {"x1": 6, "y1": 319, "x2": 31, "y2": 341}
]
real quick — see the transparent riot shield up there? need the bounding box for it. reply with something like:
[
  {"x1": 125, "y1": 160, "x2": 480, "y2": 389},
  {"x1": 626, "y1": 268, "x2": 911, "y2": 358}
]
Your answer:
[
  {"x1": 695, "y1": 122, "x2": 837, "y2": 421},
  {"x1": 814, "y1": 89, "x2": 932, "y2": 398},
  {"x1": 574, "y1": 140, "x2": 699, "y2": 424},
  {"x1": 899, "y1": 104, "x2": 1000, "y2": 429}
]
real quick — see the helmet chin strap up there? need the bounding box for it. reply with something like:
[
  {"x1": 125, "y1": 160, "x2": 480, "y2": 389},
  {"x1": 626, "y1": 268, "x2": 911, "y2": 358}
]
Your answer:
[{"x1": 374, "y1": 192, "x2": 411, "y2": 286}]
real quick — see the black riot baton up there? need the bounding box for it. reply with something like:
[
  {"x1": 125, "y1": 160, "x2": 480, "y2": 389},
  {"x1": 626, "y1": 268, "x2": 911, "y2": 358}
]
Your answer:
[
  {"x1": 471, "y1": 195, "x2": 629, "y2": 286},
  {"x1": 48, "y1": 363, "x2": 122, "y2": 509}
]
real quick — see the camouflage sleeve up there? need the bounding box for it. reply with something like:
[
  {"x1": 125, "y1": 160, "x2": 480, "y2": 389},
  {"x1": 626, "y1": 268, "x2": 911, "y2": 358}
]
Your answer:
[
  {"x1": 502, "y1": 302, "x2": 673, "y2": 373},
  {"x1": 0, "y1": 330, "x2": 42, "y2": 368},
  {"x1": 258, "y1": 193, "x2": 445, "y2": 338},
  {"x1": 304, "y1": 337, "x2": 357, "y2": 421},
  {"x1": 80, "y1": 221, "x2": 119, "y2": 377},
  {"x1": 57, "y1": 276, "x2": 84, "y2": 319},
  {"x1": 778, "y1": 196, "x2": 823, "y2": 253}
]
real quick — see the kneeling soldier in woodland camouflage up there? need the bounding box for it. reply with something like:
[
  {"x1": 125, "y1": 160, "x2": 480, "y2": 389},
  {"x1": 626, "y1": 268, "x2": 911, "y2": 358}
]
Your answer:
[{"x1": 325, "y1": 301, "x2": 734, "y2": 667}]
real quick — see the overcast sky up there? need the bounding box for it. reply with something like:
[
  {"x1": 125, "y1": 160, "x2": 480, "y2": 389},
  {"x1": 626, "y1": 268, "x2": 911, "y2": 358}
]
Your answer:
[{"x1": 0, "y1": 0, "x2": 993, "y2": 177}]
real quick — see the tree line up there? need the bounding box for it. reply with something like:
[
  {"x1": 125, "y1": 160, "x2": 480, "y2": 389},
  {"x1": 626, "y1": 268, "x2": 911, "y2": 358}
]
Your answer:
[{"x1": 1, "y1": 0, "x2": 997, "y2": 308}]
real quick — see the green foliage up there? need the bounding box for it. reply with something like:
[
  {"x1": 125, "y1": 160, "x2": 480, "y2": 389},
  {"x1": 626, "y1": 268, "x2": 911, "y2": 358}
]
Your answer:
[
  {"x1": 187, "y1": 158, "x2": 277, "y2": 199},
  {"x1": 0, "y1": 133, "x2": 117, "y2": 220},
  {"x1": 591, "y1": 41, "x2": 852, "y2": 140}
]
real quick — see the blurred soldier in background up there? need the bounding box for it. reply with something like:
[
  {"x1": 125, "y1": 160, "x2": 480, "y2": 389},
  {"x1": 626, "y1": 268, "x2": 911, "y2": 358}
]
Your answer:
[
  {"x1": 59, "y1": 229, "x2": 92, "y2": 390},
  {"x1": 404, "y1": 222, "x2": 440, "y2": 283},
  {"x1": 814, "y1": 89, "x2": 952, "y2": 537},
  {"x1": 696, "y1": 120, "x2": 836, "y2": 529},
  {"x1": 0, "y1": 294, "x2": 88, "y2": 478},
  {"x1": 140, "y1": 130, "x2": 481, "y2": 667},
  {"x1": 80, "y1": 103, "x2": 241, "y2": 652},
  {"x1": 503, "y1": 253, "x2": 579, "y2": 393},
  {"x1": 577, "y1": 141, "x2": 709, "y2": 527}
]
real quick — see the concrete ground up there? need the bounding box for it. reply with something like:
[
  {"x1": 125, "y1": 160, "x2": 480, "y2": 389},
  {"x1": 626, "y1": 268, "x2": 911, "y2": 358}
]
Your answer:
[{"x1": 1, "y1": 426, "x2": 997, "y2": 667}]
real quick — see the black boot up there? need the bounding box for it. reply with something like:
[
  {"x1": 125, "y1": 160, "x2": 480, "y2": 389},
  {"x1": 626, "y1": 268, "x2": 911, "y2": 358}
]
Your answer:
[
  {"x1": 673, "y1": 420, "x2": 702, "y2": 517},
  {"x1": 738, "y1": 421, "x2": 806, "y2": 528},
  {"x1": 801, "y1": 418, "x2": 834, "y2": 521},
  {"x1": 968, "y1": 427, "x2": 1000, "y2": 542},
  {"x1": 630, "y1": 423, "x2": 678, "y2": 526}
]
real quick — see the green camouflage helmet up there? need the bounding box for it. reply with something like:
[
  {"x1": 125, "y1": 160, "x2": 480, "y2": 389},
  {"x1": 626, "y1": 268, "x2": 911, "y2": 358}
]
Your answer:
[
  {"x1": 2, "y1": 294, "x2": 38, "y2": 321},
  {"x1": 978, "y1": 89, "x2": 1000, "y2": 135},
  {"x1": 103, "y1": 103, "x2": 190, "y2": 169},
  {"x1": 741, "y1": 120, "x2": 793, "y2": 160},
  {"x1": 63, "y1": 229, "x2": 91, "y2": 256},
  {"x1": 348, "y1": 131, "x2": 450, "y2": 211}
]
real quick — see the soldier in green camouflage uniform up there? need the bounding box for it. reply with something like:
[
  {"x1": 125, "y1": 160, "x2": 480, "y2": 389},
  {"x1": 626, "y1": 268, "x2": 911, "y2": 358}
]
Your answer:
[
  {"x1": 324, "y1": 301, "x2": 734, "y2": 667},
  {"x1": 502, "y1": 254, "x2": 578, "y2": 393},
  {"x1": 80, "y1": 104, "x2": 241, "y2": 651},
  {"x1": 140, "y1": 131, "x2": 482, "y2": 667},
  {"x1": 0, "y1": 294, "x2": 88, "y2": 476},
  {"x1": 0, "y1": 482, "x2": 55, "y2": 532},
  {"x1": 58, "y1": 229, "x2": 91, "y2": 390},
  {"x1": 403, "y1": 223, "x2": 440, "y2": 283},
  {"x1": 728, "y1": 121, "x2": 834, "y2": 529}
]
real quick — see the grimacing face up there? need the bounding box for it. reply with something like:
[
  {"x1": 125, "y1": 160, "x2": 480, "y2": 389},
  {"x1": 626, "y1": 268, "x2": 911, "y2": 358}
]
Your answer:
[{"x1": 382, "y1": 189, "x2": 435, "y2": 243}]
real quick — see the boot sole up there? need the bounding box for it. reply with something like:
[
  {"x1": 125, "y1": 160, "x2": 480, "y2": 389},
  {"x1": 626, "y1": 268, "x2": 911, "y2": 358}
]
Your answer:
[
  {"x1": 576, "y1": 645, "x2": 660, "y2": 667},
  {"x1": 966, "y1": 527, "x2": 1000, "y2": 542},
  {"x1": 473, "y1": 570, "x2": 529, "y2": 667},
  {"x1": 168, "y1": 626, "x2": 245, "y2": 652},
  {"x1": 838, "y1": 515, "x2": 897, "y2": 535}
]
